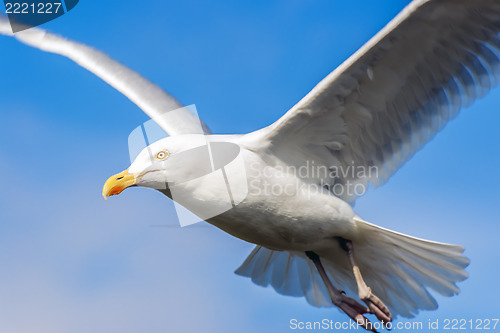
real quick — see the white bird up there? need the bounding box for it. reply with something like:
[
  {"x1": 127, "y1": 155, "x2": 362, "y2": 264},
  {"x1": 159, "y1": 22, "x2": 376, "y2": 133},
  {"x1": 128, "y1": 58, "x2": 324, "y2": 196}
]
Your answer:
[{"x1": 2, "y1": 0, "x2": 499, "y2": 330}]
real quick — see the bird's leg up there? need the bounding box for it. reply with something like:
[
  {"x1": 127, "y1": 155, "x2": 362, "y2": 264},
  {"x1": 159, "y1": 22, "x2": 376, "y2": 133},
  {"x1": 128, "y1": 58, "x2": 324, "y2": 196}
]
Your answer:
[
  {"x1": 338, "y1": 238, "x2": 392, "y2": 325},
  {"x1": 305, "y1": 251, "x2": 377, "y2": 333}
]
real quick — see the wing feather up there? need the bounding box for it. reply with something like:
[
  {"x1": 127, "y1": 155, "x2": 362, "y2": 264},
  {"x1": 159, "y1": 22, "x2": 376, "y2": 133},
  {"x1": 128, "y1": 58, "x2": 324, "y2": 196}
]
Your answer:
[
  {"x1": 248, "y1": 0, "x2": 500, "y2": 203},
  {"x1": 0, "y1": 16, "x2": 210, "y2": 136}
]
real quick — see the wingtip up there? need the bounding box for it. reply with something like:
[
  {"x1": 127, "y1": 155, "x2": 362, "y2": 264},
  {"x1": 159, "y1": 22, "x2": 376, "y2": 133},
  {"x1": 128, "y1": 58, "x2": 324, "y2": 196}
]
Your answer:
[{"x1": 0, "y1": 15, "x2": 14, "y2": 36}]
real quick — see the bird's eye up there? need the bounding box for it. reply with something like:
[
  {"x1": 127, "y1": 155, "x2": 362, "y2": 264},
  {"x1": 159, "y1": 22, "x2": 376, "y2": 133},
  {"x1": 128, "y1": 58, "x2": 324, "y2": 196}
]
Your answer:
[{"x1": 155, "y1": 150, "x2": 169, "y2": 160}]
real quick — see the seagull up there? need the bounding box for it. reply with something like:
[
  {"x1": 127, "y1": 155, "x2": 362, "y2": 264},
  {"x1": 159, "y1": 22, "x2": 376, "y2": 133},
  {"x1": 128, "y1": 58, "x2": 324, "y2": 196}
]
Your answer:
[{"x1": 2, "y1": 0, "x2": 499, "y2": 330}]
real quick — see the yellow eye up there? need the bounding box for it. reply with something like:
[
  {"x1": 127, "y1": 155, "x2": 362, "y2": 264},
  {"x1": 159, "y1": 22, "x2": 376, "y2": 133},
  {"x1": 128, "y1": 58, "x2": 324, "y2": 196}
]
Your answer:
[{"x1": 155, "y1": 150, "x2": 168, "y2": 160}]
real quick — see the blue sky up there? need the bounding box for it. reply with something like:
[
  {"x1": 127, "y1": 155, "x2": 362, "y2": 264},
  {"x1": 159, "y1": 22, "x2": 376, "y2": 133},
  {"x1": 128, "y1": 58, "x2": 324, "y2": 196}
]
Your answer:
[{"x1": 1, "y1": 1, "x2": 499, "y2": 332}]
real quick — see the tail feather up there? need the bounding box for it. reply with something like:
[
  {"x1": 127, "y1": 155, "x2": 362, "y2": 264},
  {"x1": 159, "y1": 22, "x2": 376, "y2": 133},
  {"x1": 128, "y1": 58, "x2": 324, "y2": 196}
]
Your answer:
[
  {"x1": 235, "y1": 218, "x2": 469, "y2": 318},
  {"x1": 348, "y1": 218, "x2": 469, "y2": 316}
]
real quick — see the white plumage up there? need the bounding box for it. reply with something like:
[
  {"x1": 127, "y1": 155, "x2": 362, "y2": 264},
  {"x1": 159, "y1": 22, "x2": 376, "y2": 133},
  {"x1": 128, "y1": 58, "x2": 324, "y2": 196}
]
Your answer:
[
  {"x1": 2, "y1": 0, "x2": 499, "y2": 327},
  {"x1": 236, "y1": 219, "x2": 468, "y2": 318}
]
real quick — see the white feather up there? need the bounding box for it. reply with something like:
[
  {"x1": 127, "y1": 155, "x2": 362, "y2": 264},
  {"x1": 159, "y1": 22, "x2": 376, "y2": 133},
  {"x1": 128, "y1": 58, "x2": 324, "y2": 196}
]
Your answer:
[
  {"x1": 0, "y1": 15, "x2": 210, "y2": 136},
  {"x1": 236, "y1": 217, "x2": 469, "y2": 318},
  {"x1": 248, "y1": 0, "x2": 500, "y2": 203}
]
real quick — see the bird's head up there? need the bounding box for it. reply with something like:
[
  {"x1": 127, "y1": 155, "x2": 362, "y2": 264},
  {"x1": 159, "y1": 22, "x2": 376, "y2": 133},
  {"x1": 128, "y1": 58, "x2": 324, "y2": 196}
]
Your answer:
[{"x1": 102, "y1": 134, "x2": 211, "y2": 200}]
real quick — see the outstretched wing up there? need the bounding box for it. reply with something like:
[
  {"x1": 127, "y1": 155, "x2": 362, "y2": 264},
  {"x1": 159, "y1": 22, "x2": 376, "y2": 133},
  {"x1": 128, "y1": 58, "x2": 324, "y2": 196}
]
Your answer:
[
  {"x1": 0, "y1": 16, "x2": 211, "y2": 136},
  {"x1": 249, "y1": 0, "x2": 500, "y2": 203}
]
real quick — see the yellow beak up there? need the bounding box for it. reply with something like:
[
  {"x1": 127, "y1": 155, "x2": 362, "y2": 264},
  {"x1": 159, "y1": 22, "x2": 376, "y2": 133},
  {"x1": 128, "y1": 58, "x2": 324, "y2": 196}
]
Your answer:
[{"x1": 102, "y1": 168, "x2": 137, "y2": 200}]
